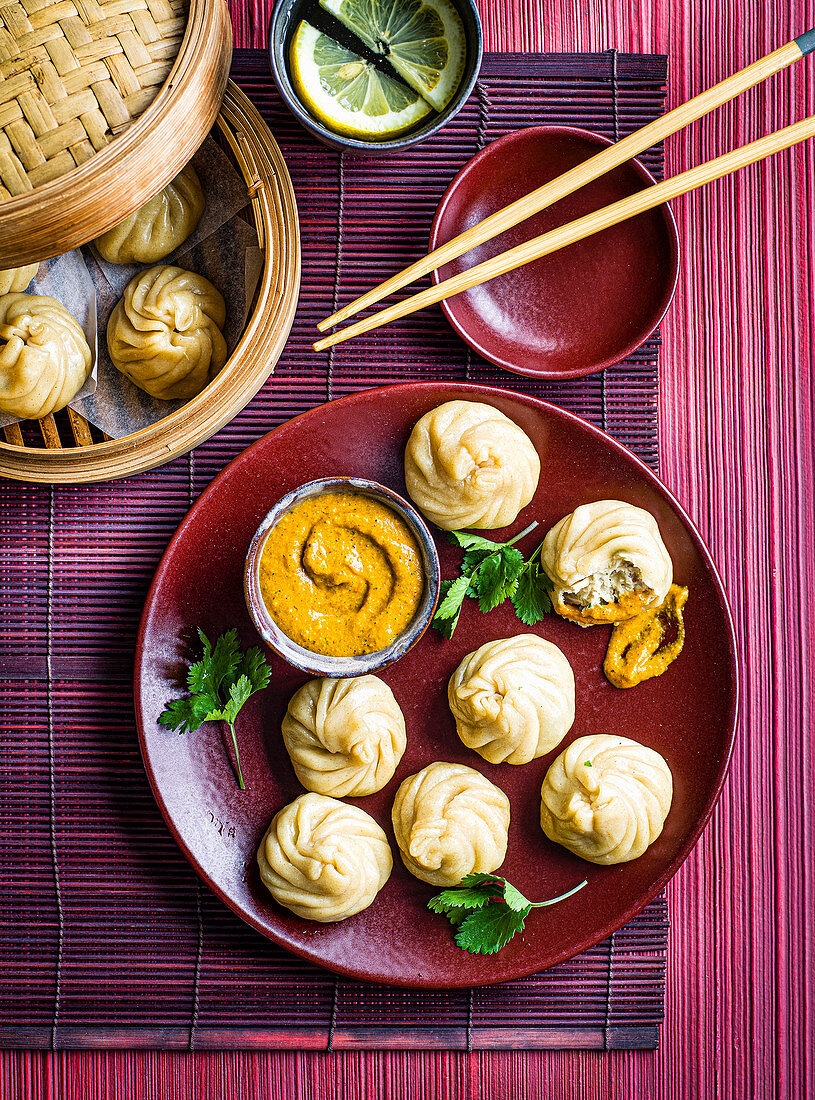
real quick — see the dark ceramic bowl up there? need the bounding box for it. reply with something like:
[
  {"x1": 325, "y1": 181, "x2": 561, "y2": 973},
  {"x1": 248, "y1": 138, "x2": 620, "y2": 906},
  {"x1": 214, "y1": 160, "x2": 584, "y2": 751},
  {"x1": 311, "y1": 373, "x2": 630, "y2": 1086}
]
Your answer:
[
  {"x1": 429, "y1": 125, "x2": 680, "y2": 378},
  {"x1": 268, "y1": 0, "x2": 483, "y2": 154},
  {"x1": 244, "y1": 476, "x2": 440, "y2": 676}
]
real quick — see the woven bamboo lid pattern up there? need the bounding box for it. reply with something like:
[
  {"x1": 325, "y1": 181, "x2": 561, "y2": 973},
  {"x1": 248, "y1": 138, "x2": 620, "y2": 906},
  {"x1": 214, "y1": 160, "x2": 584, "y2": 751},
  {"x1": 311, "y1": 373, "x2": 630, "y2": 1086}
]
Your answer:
[
  {"x1": 0, "y1": 0, "x2": 186, "y2": 196},
  {"x1": 0, "y1": 0, "x2": 231, "y2": 264}
]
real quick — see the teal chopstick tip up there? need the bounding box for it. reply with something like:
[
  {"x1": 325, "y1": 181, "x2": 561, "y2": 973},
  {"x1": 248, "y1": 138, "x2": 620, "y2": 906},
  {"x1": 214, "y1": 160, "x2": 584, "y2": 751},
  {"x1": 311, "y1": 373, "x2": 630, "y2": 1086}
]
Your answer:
[{"x1": 795, "y1": 29, "x2": 815, "y2": 55}]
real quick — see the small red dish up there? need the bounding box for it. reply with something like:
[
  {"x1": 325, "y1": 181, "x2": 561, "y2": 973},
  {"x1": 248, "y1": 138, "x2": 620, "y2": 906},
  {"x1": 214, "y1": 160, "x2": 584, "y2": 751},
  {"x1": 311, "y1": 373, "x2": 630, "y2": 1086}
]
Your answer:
[
  {"x1": 429, "y1": 126, "x2": 679, "y2": 378},
  {"x1": 135, "y1": 382, "x2": 736, "y2": 989}
]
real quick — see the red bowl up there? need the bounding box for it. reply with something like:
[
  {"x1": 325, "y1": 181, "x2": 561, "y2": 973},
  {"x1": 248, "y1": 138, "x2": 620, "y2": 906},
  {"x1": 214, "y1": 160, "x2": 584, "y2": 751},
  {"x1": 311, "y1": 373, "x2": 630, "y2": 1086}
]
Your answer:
[{"x1": 429, "y1": 126, "x2": 679, "y2": 379}]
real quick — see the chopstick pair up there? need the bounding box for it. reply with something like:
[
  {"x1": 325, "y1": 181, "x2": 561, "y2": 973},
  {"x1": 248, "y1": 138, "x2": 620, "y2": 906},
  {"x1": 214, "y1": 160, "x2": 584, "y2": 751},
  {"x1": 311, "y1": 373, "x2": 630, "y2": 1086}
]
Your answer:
[{"x1": 314, "y1": 31, "x2": 815, "y2": 353}]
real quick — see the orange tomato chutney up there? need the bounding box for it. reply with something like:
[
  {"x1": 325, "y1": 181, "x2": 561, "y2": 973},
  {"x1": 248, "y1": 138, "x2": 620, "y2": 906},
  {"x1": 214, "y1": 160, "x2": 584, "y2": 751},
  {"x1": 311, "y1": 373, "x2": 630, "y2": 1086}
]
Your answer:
[{"x1": 258, "y1": 491, "x2": 425, "y2": 657}]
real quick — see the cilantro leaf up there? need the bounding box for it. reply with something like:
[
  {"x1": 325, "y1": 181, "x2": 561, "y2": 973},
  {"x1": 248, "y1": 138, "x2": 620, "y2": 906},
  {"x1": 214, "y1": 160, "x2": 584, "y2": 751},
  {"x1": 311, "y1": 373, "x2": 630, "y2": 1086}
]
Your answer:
[
  {"x1": 476, "y1": 547, "x2": 524, "y2": 612},
  {"x1": 432, "y1": 522, "x2": 552, "y2": 637},
  {"x1": 447, "y1": 531, "x2": 503, "y2": 552},
  {"x1": 159, "y1": 630, "x2": 272, "y2": 791},
  {"x1": 222, "y1": 675, "x2": 252, "y2": 726},
  {"x1": 510, "y1": 560, "x2": 553, "y2": 625},
  {"x1": 461, "y1": 547, "x2": 496, "y2": 576},
  {"x1": 501, "y1": 880, "x2": 532, "y2": 912},
  {"x1": 428, "y1": 885, "x2": 495, "y2": 914},
  {"x1": 427, "y1": 873, "x2": 587, "y2": 955},
  {"x1": 456, "y1": 873, "x2": 504, "y2": 889},
  {"x1": 435, "y1": 574, "x2": 472, "y2": 621},
  {"x1": 432, "y1": 574, "x2": 473, "y2": 638},
  {"x1": 237, "y1": 646, "x2": 272, "y2": 694},
  {"x1": 157, "y1": 694, "x2": 213, "y2": 735},
  {"x1": 454, "y1": 906, "x2": 528, "y2": 955}
]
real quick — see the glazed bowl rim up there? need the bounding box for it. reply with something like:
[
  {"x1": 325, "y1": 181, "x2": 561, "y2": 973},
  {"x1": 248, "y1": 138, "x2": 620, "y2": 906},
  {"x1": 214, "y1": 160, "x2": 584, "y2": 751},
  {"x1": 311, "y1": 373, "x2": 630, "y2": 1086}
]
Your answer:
[{"x1": 244, "y1": 475, "x2": 441, "y2": 676}]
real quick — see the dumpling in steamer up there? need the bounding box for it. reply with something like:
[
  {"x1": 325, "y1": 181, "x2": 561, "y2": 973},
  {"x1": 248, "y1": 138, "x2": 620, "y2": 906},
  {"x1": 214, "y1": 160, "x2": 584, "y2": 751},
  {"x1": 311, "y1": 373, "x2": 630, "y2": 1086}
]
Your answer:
[
  {"x1": 0, "y1": 293, "x2": 92, "y2": 419},
  {"x1": 404, "y1": 400, "x2": 540, "y2": 530},
  {"x1": 0, "y1": 263, "x2": 38, "y2": 294},
  {"x1": 540, "y1": 734, "x2": 673, "y2": 865},
  {"x1": 541, "y1": 500, "x2": 672, "y2": 626},
  {"x1": 391, "y1": 761, "x2": 510, "y2": 886},
  {"x1": 282, "y1": 675, "x2": 407, "y2": 797},
  {"x1": 107, "y1": 265, "x2": 226, "y2": 401},
  {"x1": 448, "y1": 635, "x2": 575, "y2": 765},
  {"x1": 93, "y1": 165, "x2": 205, "y2": 264},
  {"x1": 257, "y1": 793, "x2": 393, "y2": 922}
]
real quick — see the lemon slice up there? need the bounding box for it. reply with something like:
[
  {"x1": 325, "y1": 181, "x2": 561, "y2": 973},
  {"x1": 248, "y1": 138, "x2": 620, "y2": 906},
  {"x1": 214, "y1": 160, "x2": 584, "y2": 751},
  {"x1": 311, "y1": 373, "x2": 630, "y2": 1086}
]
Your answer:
[
  {"x1": 320, "y1": 0, "x2": 466, "y2": 112},
  {"x1": 289, "y1": 21, "x2": 431, "y2": 140}
]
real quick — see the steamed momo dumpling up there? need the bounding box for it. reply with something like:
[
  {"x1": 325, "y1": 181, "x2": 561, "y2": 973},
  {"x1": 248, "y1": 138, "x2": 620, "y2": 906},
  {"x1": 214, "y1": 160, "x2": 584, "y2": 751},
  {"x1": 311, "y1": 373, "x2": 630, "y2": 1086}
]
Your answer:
[
  {"x1": 541, "y1": 500, "x2": 673, "y2": 626},
  {"x1": 448, "y1": 635, "x2": 575, "y2": 765},
  {"x1": 93, "y1": 165, "x2": 205, "y2": 264},
  {"x1": 540, "y1": 734, "x2": 673, "y2": 865},
  {"x1": 107, "y1": 265, "x2": 226, "y2": 400},
  {"x1": 0, "y1": 263, "x2": 38, "y2": 294},
  {"x1": 404, "y1": 400, "x2": 540, "y2": 530},
  {"x1": 391, "y1": 761, "x2": 510, "y2": 886},
  {"x1": 282, "y1": 675, "x2": 407, "y2": 797},
  {"x1": 0, "y1": 293, "x2": 92, "y2": 419},
  {"x1": 257, "y1": 793, "x2": 392, "y2": 922}
]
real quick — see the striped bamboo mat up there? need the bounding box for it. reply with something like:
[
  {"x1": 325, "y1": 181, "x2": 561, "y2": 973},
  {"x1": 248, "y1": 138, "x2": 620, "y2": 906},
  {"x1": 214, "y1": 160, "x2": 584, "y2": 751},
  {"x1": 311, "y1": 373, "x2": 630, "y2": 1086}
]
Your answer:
[{"x1": 0, "y1": 50, "x2": 671, "y2": 1051}]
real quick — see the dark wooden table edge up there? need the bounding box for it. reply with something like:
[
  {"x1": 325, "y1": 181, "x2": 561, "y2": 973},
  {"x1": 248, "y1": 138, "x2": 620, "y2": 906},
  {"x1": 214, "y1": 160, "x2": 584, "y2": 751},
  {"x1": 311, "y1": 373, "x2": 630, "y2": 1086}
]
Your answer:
[{"x1": 0, "y1": 1026, "x2": 658, "y2": 1051}]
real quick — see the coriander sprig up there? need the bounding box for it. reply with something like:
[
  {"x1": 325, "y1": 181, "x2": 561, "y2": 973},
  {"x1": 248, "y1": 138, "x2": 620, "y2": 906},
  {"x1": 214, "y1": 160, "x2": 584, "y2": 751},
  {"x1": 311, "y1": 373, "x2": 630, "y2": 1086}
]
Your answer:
[
  {"x1": 158, "y1": 628, "x2": 271, "y2": 791},
  {"x1": 428, "y1": 873, "x2": 588, "y2": 955},
  {"x1": 432, "y1": 523, "x2": 553, "y2": 638}
]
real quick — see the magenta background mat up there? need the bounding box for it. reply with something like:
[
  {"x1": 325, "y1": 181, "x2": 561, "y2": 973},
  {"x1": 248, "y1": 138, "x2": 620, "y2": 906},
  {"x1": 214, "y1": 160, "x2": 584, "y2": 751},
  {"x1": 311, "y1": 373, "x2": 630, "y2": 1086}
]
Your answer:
[{"x1": 0, "y1": 50, "x2": 671, "y2": 1050}]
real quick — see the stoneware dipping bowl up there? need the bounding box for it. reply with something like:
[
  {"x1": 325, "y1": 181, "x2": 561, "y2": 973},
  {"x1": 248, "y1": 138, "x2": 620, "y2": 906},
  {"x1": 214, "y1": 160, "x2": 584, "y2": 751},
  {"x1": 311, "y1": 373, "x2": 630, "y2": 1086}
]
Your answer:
[
  {"x1": 268, "y1": 0, "x2": 483, "y2": 154},
  {"x1": 430, "y1": 125, "x2": 680, "y2": 379},
  {"x1": 244, "y1": 476, "x2": 441, "y2": 677}
]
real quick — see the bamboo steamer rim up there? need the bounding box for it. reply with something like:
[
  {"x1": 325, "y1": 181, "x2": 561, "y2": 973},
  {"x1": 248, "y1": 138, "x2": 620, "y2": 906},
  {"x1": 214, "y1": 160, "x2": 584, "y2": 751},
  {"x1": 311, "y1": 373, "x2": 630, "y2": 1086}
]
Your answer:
[
  {"x1": 0, "y1": 0, "x2": 232, "y2": 266},
  {"x1": 0, "y1": 82, "x2": 302, "y2": 485}
]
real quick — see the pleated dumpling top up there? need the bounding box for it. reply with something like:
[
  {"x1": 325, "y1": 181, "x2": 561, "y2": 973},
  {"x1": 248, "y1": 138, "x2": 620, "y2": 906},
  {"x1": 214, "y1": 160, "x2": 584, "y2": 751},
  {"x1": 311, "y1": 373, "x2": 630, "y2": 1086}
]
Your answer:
[
  {"x1": 448, "y1": 635, "x2": 575, "y2": 765},
  {"x1": 540, "y1": 734, "x2": 673, "y2": 865},
  {"x1": 404, "y1": 400, "x2": 540, "y2": 530},
  {"x1": 257, "y1": 793, "x2": 393, "y2": 922},
  {"x1": 0, "y1": 293, "x2": 92, "y2": 419},
  {"x1": 392, "y1": 761, "x2": 510, "y2": 887},
  {"x1": 282, "y1": 675, "x2": 406, "y2": 797}
]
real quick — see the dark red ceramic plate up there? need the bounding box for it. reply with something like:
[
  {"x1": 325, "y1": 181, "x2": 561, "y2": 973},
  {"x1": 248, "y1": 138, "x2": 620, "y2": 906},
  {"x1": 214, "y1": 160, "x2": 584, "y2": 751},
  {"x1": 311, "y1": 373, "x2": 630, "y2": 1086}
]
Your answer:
[
  {"x1": 429, "y1": 127, "x2": 679, "y2": 378},
  {"x1": 135, "y1": 383, "x2": 737, "y2": 988}
]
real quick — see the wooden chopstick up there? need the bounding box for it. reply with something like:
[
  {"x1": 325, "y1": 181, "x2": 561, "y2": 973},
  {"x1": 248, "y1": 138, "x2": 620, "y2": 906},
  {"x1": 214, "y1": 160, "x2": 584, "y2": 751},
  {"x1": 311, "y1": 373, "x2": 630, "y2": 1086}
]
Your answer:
[
  {"x1": 316, "y1": 30, "x2": 815, "y2": 336},
  {"x1": 313, "y1": 112, "x2": 815, "y2": 352}
]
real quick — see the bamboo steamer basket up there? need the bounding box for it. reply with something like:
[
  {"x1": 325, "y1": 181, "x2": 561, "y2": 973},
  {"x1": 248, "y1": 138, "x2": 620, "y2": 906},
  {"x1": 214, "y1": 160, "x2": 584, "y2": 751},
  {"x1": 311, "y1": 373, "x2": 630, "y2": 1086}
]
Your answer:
[
  {"x1": 0, "y1": 0, "x2": 232, "y2": 264},
  {"x1": 0, "y1": 80, "x2": 301, "y2": 483}
]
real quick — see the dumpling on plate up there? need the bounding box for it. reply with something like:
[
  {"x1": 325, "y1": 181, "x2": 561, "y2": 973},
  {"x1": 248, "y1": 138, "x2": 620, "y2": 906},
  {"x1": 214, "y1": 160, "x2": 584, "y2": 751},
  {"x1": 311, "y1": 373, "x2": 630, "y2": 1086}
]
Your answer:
[
  {"x1": 541, "y1": 500, "x2": 673, "y2": 626},
  {"x1": 540, "y1": 734, "x2": 673, "y2": 865},
  {"x1": 93, "y1": 165, "x2": 205, "y2": 264},
  {"x1": 106, "y1": 265, "x2": 226, "y2": 401},
  {"x1": 282, "y1": 675, "x2": 407, "y2": 797},
  {"x1": 391, "y1": 761, "x2": 510, "y2": 886},
  {"x1": 448, "y1": 635, "x2": 575, "y2": 765},
  {"x1": 257, "y1": 792, "x2": 392, "y2": 922},
  {"x1": 404, "y1": 400, "x2": 540, "y2": 530},
  {"x1": 0, "y1": 293, "x2": 92, "y2": 419},
  {"x1": 0, "y1": 263, "x2": 38, "y2": 295}
]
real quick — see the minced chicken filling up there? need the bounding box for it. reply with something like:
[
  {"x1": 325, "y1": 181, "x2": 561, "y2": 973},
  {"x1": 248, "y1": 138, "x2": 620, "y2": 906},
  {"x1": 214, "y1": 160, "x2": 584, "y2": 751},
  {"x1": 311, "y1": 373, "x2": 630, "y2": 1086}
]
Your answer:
[{"x1": 561, "y1": 560, "x2": 643, "y2": 609}]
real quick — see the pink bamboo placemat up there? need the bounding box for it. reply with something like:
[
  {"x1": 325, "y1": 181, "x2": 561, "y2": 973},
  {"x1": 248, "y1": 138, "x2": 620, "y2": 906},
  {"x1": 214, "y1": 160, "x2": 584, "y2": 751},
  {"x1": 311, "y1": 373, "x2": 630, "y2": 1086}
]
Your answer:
[
  {"x1": 0, "y1": 50, "x2": 672, "y2": 1052},
  {"x1": 1, "y1": 0, "x2": 813, "y2": 1096}
]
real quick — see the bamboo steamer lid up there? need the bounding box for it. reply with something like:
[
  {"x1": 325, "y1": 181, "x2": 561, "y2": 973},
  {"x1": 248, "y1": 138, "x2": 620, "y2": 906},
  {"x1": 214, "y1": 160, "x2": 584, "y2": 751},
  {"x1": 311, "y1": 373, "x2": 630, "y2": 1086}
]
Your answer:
[
  {"x1": 0, "y1": 81, "x2": 303, "y2": 484},
  {"x1": 0, "y1": 0, "x2": 232, "y2": 265}
]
